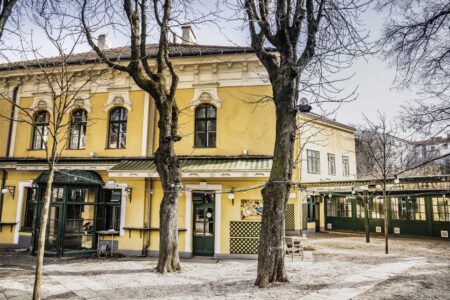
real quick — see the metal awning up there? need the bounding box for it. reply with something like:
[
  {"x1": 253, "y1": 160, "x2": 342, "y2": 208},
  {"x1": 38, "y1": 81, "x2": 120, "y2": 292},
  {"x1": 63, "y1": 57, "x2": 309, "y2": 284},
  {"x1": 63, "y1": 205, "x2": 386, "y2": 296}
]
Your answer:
[
  {"x1": 109, "y1": 158, "x2": 272, "y2": 178},
  {"x1": 34, "y1": 170, "x2": 104, "y2": 186}
]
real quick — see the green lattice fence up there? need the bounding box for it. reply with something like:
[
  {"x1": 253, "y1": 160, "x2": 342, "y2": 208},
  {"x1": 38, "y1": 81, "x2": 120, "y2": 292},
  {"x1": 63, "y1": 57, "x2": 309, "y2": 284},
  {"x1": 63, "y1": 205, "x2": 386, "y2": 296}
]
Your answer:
[
  {"x1": 286, "y1": 204, "x2": 295, "y2": 231},
  {"x1": 230, "y1": 221, "x2": 261, "y2": 254}
]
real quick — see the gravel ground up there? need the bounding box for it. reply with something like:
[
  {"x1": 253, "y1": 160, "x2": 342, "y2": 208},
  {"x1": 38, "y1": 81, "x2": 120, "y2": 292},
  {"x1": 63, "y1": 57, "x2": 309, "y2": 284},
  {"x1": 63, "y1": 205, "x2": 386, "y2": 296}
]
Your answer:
[{"x1": 0, "y1": 233, "x2": 449, "y2": 299}]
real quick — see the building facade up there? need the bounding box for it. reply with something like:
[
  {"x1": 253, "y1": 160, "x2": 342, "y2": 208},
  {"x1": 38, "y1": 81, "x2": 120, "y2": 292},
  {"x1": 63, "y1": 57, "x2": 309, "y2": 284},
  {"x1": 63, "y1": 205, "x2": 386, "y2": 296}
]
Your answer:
[{"x1": 0, "y1": 38, "x2": 357, "y2": 257}]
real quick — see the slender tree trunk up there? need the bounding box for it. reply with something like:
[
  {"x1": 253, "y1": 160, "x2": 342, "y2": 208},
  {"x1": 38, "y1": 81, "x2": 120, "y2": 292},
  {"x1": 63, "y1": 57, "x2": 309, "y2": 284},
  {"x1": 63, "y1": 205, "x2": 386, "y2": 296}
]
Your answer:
[
  {"x1": 154, "y1": 100, "x2": 182, "y2": 273},
  {"x1": 255, "y1": 85, "x2": 297, "y2": 287},
  {"x1": 364, "y1": 191, "x2": 370, "y2": 243},
  {"x1": 33, "y1": 163, "x2": 55, "y2": 300},
  {"x1": 383, "y1": 180, "x2": 388, "y2": 254}
]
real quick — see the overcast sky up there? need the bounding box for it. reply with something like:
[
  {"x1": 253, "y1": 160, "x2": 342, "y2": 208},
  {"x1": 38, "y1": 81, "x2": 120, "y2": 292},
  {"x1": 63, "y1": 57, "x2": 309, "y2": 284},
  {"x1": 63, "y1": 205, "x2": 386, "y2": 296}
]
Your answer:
[{"x1": 3, "y1": 2, "x2": 419, "y2": 128}]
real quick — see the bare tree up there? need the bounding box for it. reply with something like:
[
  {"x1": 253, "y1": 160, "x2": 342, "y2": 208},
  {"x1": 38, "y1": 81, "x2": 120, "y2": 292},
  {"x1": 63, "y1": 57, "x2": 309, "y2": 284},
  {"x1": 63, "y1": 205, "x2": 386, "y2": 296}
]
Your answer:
[
  {"x1": 80, "y1": 0, "x2": 192, "y2": 273},
  {"x1": 356, "y1": 112, "x2": 415, "y2": 254},
  {"x1": 238, "y1": 0, "x2": 371, "y2": 287},
  {"x1": 377, "y1": 0, "x2": 450, "y2": 136},
  {"x1": 0, "y1": 10, "x2": 107, "y2": 299}
]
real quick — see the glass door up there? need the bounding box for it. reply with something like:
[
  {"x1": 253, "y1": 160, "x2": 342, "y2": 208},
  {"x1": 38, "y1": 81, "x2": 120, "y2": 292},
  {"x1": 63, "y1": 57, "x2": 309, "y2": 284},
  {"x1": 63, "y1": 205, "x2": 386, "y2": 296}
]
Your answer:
[
  {"x1": 192, "y1": 192, "x2": 215, "y2": 256},
  {"x1": 63, "y1": 188, "x2": 96, "y2": 252}
]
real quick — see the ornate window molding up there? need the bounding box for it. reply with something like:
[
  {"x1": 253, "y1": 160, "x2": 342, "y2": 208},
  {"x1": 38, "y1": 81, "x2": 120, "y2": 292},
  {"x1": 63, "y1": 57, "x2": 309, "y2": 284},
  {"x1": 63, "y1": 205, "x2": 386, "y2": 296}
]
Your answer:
[
  {"x1": 189, "y1": 87, "x2": 222, "y2": 109},
  {"x1": 104, "y1": 92, "x2": 132, "y2": 112},
  {"x1": 30, "y1": 97, "x2": 53, "y2": 114},
  {"x1": 68, "y1": 94, "x2": 93, "y2": 113}
]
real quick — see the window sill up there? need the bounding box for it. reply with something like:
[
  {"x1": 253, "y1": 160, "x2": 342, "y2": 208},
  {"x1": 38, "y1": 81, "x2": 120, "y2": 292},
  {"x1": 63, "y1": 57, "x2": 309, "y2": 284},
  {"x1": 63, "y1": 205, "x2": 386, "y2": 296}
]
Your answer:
[
  {"x1": 27, "y1": 148, "x2": 45, "y2": 151},
  {"x1": 67, "y1": 148, "x2": 86, "y2": 151},
  {"x1": 105, "y1": 147, "x2": 127, "y2": 150},
  {"x1": 193, "y1": 146, "x2": 217, "y2": 149}
]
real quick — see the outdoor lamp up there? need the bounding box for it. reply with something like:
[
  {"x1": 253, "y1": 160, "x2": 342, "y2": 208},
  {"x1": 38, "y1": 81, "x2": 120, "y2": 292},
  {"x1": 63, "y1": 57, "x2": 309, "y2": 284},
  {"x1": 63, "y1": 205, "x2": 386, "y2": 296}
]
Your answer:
[
  {"x1": 228, "y1": 190, "x2": 235, "y2": 205},
  {"x1": 328, "y1": 192, "x2": 332, "y2": 198},
  {"x1": 394, "y1": 175, "x2": 400, "y2": 184},
  {"x1": 297, "y1": 97, "x2": 312, "y2": 113},
  {"x1": 351, "y1": 188, "x2": 356, "y2": 195},
  {"x1": 289, "y1": 192, "x2": 296, "y2": 199},
  {"x1": 1, "y1": 186, "x2": 15, "y2": 198}
]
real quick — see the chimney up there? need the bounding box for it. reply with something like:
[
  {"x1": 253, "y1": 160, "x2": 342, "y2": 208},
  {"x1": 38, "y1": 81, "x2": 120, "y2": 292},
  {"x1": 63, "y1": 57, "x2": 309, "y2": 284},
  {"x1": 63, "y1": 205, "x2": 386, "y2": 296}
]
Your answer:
[
  {"x1": 97, "y1": 34, "x2": 111, "y2": 50},
  {"x1": 181, "y1": 25, "x2": 196, "y2": 45}
]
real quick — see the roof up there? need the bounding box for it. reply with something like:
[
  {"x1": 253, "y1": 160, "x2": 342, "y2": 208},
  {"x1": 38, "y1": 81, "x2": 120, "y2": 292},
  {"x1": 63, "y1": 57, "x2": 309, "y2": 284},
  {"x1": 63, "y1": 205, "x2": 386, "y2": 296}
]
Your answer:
[
  {"x1": 34, "y1": 170, "x2": 104, "y2": 186},
  {"x1": 0, "y1": 43, "x2": 258, "y2": 71},
  {"x1": 302, "y1": 112, "x2": 356, "y2": 132},
  {"x1": 414, "y1": 136, "x2": 450, "y2": 146},
  {"x1": 110, "y1": 157, "x2": 272, "y2": 173}
]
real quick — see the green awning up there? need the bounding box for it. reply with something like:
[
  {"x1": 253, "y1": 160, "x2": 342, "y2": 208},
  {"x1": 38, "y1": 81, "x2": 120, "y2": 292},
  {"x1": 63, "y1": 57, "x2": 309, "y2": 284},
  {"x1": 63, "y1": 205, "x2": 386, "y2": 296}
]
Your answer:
[
  {"x1": 109, "y1": 158, "x2": 272, "y2": 178},
  {"x1": 34, "y1": 170, "x2": 104, "y2": 186}
]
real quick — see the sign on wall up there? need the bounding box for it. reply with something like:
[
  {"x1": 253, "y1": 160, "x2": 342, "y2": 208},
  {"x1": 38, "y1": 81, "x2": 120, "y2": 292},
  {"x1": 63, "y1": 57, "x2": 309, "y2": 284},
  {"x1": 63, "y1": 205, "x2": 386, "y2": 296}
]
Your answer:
[{"x1": 241, "y1": 199, "x2": 263, "y2": 221}]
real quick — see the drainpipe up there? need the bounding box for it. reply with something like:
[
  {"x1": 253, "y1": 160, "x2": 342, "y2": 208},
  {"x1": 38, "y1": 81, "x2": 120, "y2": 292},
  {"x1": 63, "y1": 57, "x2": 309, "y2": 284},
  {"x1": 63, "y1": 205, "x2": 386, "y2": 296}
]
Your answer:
[
  {"x1": 0, "y1": 85, "x2": 19, "y2": 221},
  {"x1": 142, "y1": 179, "x2": 152, "y2": 256},
  {"x1": 142, "y1": 98, "x2": 156, "y2": 256}
]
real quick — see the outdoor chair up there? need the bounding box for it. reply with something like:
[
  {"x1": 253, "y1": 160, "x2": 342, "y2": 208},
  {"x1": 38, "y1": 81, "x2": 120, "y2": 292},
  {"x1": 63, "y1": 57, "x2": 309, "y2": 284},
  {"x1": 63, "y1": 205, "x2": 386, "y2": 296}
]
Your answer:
[{"x1": 285, "y1": 236, "x2": 304, "y2": 261}]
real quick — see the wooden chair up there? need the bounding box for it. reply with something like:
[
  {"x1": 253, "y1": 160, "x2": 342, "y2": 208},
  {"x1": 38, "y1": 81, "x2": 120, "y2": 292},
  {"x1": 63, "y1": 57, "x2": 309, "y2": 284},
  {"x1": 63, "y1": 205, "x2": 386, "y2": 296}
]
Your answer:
[{"x1": 285, "y1": 236, "x2": 304, "y2": 261}]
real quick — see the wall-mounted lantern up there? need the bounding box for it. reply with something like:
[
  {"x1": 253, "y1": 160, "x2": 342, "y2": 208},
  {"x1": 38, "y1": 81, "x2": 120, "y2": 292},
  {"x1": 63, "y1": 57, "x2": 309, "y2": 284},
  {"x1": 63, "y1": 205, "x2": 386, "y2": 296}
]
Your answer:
[
  {"x1": 125, "y1": 187, "x2": 133, "y2": 202},
  {"x1": 1, "y1": 186, "x2": 15, "y2": 199},
  {"x1": 228, "y1": 189, "x2": 235, "y2": 205}
]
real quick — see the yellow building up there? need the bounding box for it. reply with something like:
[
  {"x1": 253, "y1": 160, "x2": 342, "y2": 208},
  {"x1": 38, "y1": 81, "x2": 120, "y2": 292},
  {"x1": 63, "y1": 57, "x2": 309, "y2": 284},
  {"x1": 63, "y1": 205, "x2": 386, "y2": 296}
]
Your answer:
[{"x1": 0, "y1": 32, "x2": 356, "y2": 258}]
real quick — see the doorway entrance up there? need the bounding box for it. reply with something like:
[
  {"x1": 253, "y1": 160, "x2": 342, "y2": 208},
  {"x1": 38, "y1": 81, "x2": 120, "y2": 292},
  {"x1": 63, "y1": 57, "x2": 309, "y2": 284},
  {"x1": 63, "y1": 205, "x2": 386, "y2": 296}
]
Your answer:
[
  {"x1": 32, "y1": 170, "x2": 104, "y2": 256},
  {"x1": 192, "y1": 192, "x2": 215, "y2": 256}
]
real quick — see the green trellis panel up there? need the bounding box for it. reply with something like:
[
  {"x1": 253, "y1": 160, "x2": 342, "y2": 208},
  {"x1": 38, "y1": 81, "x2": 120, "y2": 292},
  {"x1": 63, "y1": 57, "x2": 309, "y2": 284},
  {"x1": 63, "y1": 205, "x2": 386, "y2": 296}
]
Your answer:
[
  {"x1": 229, "y1": 221, "x2": 261, "y2": 254},
  {"x1": 230, "y1": 238, "x2": 259, "y2": 254},
  {"x1": 286, "y1": 204, "x2": 295, "y2": 231},
  {"x1": 230, "y1": 221, "x2": 261, "y2": 237}
]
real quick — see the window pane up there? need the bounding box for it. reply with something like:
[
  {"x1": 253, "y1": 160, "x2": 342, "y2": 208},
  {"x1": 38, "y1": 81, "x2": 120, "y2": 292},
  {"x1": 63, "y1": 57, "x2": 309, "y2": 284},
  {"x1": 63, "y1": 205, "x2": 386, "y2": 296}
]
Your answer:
[
  {"x1": 119, "y1": 131, "x2": 127, "y2": 148},
  {"x1": 195, "y1": 106, "x2": 206, "y2": 118},
  {"x1": 208, "y1": 132, "x2": 216, "y2": 147},
  {"x1": 371, "y1": 197, "x2": 385, "y2": 219},
  {"x1": 207, "y1": 120, "x2": 216, "y2": 131},
  {"x1": 110, "y1": 109, "x2": 121, "y2": 121},
  {"x1": 208, "y1": 106, "x2": 216, "y2": 118},
  {"x1": 432, "y1": 197, "x2": 449, "y2": 221},
  {"x1": 195, "y1": 121, "x2": 206, "y2": 132},
  {"x1": 195, "y1": 132, "x2": 206, "y2": 147}
]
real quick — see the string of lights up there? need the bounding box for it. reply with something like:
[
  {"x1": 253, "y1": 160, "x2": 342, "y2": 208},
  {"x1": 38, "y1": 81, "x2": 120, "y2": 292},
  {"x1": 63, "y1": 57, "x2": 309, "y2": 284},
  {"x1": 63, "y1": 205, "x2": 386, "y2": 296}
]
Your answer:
[{"x1": 47, "y1": 168, "x2": 449, "y2": 201}]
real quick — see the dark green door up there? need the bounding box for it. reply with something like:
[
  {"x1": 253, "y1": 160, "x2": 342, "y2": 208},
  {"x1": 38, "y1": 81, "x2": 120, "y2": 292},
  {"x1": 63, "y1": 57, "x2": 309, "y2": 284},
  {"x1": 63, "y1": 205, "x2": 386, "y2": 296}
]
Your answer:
[{"x1": 193, "y1": 192, "x2": 215, "y2": 256}]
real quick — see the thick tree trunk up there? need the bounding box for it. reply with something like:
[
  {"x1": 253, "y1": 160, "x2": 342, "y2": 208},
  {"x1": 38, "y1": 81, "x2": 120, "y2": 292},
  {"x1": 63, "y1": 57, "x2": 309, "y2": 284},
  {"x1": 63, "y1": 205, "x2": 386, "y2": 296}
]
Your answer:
[
  {"x1": 33, "y1": 164, "x2": 55, "y2": 300},
  {"x1": 154, "y1": 101, "x2": 182, "y2": 273},
  {"x1": 255, "y1": 84, "x2": 297, "y2": 287}
]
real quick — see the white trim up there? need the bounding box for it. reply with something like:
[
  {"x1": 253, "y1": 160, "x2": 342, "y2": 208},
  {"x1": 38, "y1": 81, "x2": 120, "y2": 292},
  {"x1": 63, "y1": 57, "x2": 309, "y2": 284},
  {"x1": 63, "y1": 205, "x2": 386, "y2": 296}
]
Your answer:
[
  {"x1": 189, "y1": 86, "x2": 222, "y2": 109},
  {"x1": 30, "y1": 96, "x2": 53, "y2": 114},
  {"x1": 185, "y1": 184, "x2": 222, "y2": 255},
  {"x1": 185, "y1": 191, "x2": 192, "y2": 252},
  {"x1": 9, "y1": 93, "x2": 20, "y2": 157},
  {"x1": 103, "y1": 92, "x2": 132, "y2": 112},
  {"x1": 67, "y1": 94, "x2": 93, "y2": 113},
  {"x1": 108, "y1": 171, "x2": 270, "y2": 178},
  {"x1": 103, "y1": 182, "x2": 128, "y2": 236},
  {"x1": 15, "y1": 181, "x2": 33, "y2": 244},
  {"x1": 141, "y1": 92, "x2": 150, "y2": 157}
]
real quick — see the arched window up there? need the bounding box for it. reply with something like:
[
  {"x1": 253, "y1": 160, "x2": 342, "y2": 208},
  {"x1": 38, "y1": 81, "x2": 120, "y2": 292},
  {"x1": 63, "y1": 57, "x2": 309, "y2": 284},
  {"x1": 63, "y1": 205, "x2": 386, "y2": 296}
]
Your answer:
[
  {"x1": 108, "y1": 107, "x2": 127, "y2": 149},
  {"x1": 32, "y1": 111, "x2": 49, "y2": 150},
  {"x1": 69, "y1": 109, "x2": 87, "y2": 149},
  {"x1": 195, "y1": 104, "x2": 216, "y2": 148}
]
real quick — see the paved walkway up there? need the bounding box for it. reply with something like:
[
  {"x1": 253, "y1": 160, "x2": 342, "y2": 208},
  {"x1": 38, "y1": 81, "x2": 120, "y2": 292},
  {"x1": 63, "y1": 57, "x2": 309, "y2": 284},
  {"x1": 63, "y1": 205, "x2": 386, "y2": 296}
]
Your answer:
[
  {"x1": 1, "y1": 234, "x2": 449, "y2": 299},
  {"x1": 300, "y1": 258, "x2": 424, "y2": 300}
]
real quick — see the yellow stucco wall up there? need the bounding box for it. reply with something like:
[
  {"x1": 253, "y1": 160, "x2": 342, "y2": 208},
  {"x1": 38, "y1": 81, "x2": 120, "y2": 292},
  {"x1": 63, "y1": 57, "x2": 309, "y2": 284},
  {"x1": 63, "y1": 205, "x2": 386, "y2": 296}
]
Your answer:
[
  {"x1": 152, "y1": 85, "x2": 276, "y2": 156},
  {"x1": 12, "y1": 91, "x2": 146, "y2": 158}
]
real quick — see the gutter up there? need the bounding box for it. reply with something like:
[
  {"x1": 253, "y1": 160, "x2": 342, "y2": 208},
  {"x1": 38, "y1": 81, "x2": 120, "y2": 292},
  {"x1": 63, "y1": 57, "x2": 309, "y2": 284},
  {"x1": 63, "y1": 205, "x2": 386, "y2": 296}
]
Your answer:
[{"x1": 0, "y1": 84, "x2": 19, "y2": 221}]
